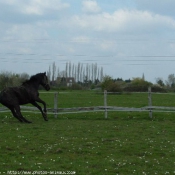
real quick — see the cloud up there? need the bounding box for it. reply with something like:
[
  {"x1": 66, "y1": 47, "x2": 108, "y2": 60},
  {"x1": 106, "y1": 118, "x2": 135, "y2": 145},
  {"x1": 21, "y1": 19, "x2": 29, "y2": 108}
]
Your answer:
[
  {"x1": 71, "y1": 9, "x2": 175, "y2": 33},
  {"x1": 135, "y1": 0, "x2": 175, "y2": 16},
  {"x1": 71, "y1": 36, "x2": 91, "y2": 44},
  {"x1": 5, "y1": 24, "x2": 48, "y2": 40},
  {"x1": 0, "y1": 0, "x2": 175, "y2": 82},
  {"x1": 0, "y1": 0, "x2": 70, "y2": 25},
  {"x1": 22, "y1": 0, "x2": 70, "y2": 15},
  {"x1": 0, "y1": 0, "x2": 70, "y2": 16},
  {"x1": 82, "y1": 0, "x2": 101, "y2": 13}
]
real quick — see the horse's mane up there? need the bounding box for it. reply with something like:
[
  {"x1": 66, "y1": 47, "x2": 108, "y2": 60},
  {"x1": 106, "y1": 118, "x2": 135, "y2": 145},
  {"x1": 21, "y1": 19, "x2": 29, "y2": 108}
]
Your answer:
[{"x1": 22, "y1": 73, "x2": 44, "y2": 85}]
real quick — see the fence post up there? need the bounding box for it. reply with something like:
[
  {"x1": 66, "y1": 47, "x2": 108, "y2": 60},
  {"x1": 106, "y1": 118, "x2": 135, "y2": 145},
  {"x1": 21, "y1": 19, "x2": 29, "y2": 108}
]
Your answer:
[
  {"x1": 104, "y1": 90, "x2": 108, "y2": 119},
  {"x1": 148, "y1": 87, "x2": 152, "y2": 118},
  {"x1": 54, "y1": 92, "x2": 58, "y2": 118}
]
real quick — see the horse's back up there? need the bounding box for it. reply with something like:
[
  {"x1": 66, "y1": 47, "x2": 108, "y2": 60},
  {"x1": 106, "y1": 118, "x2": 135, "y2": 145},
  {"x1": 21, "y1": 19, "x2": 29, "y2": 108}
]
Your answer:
[{"x1": 0, "y1": 86, "x2": 31, "y2": 106}]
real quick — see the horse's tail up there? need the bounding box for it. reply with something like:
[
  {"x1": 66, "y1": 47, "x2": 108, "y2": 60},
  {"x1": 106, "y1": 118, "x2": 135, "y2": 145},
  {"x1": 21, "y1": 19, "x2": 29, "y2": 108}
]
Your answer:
[
  {"x1": 0, "y1": 90, "x2": 4, "y2": 104},
  {"x1": 0, "y1": 91, "x2": 2, "y2": 104}
]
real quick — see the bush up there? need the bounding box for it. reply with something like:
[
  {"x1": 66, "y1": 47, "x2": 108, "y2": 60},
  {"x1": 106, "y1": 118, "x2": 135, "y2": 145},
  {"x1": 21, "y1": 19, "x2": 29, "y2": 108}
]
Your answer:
[
  {"x1": 101, "y1": 76, "x2": 122, "y2": 92},
  {"x1": 106, "y1": 82, "x2": 122, "y2": 93},
  {"x1": 124, "y1": 78, "x2": 152, "y2": 92},
  {"x1": 151, "y1": 85, "x2": 167, "y2": 93},
  {"x1": 71, "y1": 83, "x2": 83, "y2": 90},
  {"x1": 124, "y1": 85, "x2": 148, "y2": 92}
]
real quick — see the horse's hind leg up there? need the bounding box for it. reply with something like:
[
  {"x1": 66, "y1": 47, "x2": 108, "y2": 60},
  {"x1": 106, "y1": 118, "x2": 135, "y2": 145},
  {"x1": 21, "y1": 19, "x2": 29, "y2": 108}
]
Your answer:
[
  {"x1": 10, "y1": 107, "x2": 23, "y2": 123},
  {"x1": 14, "y1": 105, "x2": 32, "y2": 123}
]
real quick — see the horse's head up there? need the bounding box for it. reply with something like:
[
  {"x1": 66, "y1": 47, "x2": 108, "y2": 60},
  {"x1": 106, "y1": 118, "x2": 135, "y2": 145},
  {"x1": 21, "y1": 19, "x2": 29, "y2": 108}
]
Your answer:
[{"x1": 41, "y1": 72, "x2": 50, "y2": 91}]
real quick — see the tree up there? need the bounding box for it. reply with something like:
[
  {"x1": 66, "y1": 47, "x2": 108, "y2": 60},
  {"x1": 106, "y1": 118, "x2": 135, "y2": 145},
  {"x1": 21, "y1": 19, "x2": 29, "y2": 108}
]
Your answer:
[
  {"x1": 166, "y1": 74, "x2": 175, "y2": 87},
  {"x1": 101, "y1": 75, "x2": 113, "y2": 91},
  {"x1": 80, "y1": 63, "x2": 83, "y2": 82},
  {"x1": 156, "y1": 78, "x2": 164, "y2": 87},
  {"x1": 77, "y1": 62, "x2": 80, "y2": 82},
  {"x1": 47, "y1": 66, "x2": 51, "y2": 82},
  {"x1": 131, "y1": 78, "x2": 151, "y2": 86},
  {"x1": 72, "y1": 63, "x2": 75, "y2": 79},
  {"x1": 20, "y1": 73, "x2": 29, "y2": 80},
  {"x1": 52, "y1": 62, "x2": 56, "y2": 82},
  {"x1": 100, "y1": 67, "x2": 103, "y2": 82},
  {"x1": 68, "y1": 62, "x2": 71, "y2": 77},
  {"x1": 65, "y1": 62, "x2": 68, "y2": 79},
  {"x1": 48, "y1": 61, "x2": 105, "y2": 87}
]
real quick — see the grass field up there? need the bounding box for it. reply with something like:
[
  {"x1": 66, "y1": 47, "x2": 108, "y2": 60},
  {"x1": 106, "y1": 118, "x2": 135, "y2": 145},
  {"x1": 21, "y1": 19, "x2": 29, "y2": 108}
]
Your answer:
[{"x1": 0, "y1": 91, "x2": 175, "y2": 174}]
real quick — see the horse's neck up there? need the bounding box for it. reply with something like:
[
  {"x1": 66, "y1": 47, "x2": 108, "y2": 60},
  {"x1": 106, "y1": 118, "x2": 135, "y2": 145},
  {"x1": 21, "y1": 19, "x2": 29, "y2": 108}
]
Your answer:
[{"x1": 23, "y1": 80, "x2": 40, "y2": 91}]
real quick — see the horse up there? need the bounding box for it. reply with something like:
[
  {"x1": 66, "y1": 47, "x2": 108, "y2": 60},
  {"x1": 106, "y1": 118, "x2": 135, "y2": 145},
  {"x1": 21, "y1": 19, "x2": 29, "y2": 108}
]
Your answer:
[{"x1": 0, "y1": 72, "x2": 50, "y2": 123}]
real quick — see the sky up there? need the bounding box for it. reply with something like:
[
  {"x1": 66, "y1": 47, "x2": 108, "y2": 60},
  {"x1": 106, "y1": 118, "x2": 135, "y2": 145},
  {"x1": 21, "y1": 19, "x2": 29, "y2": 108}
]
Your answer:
[{"x1": 1, "y1": 0, "x2": 175, "y2": 83}]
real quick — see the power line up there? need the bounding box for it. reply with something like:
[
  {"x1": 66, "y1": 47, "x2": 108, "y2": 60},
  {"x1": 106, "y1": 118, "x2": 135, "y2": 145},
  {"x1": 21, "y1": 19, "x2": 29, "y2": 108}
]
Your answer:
[
  {"x1": 1, "y1": 52, "x2": 175, "y2": 58},
  {"x1": 1, "y1": 38, "x2": 175, "y2": 42}
]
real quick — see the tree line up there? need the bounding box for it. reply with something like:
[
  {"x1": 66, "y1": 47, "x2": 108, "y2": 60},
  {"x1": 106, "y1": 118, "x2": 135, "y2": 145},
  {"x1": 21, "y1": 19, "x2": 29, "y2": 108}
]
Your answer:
[
  {"x1": 47, "y1": 62, "x2": 104, "y2": 86},
  {"x1": 101, "y1": 74, "x2": 175, "y2": 93},
  {"x1": 1, "y1": 67, "x2": 175, "y2": 92},
  {"x1": 0, "y1": 72, "x2": 29, "y2": 89}
]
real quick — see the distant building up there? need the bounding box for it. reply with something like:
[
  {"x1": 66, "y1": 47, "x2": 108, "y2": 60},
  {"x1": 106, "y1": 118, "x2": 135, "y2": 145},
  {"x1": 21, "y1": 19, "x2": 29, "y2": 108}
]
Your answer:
[
  {"x1": 56, "y1": 77, "x2": 75, "y2": 87},
  {"x1": 142, "y1": 73, "x2": 145, "y2": 80}
]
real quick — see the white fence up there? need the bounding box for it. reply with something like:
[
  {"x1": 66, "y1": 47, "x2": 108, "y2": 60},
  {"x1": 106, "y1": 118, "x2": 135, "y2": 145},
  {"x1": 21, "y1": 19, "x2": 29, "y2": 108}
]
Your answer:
[
  {"x1": 0, "y1": 88, "x2": 175, "y2": 119},
  {"x1": 51, "y1": 88, "x2": 175, "y2": 119},
  {"x1": 102, "y1": 88, "x2": 175, "y2": 118}
]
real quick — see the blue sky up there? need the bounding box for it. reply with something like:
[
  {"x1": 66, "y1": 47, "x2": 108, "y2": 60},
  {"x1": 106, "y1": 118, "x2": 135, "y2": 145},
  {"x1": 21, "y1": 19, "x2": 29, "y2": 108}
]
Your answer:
[{"x1": 0, "y1": 0, "x2": 175, "y2": 83}]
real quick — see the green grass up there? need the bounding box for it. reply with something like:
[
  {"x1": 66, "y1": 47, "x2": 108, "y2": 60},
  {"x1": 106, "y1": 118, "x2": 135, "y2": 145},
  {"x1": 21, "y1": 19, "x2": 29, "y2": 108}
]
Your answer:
[{"x1": 0, "y1": 91, "x2": 175, "y2": 174}]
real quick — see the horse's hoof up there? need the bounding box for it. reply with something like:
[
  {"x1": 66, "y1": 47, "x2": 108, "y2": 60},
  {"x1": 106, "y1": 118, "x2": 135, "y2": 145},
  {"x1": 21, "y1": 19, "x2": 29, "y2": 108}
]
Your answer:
[
  {"x1": 43, "y1": 112, "x2": 48, "y2": 121},
  {"x1": 26, "y1": 121, "x2": 32, "y2": 123}
]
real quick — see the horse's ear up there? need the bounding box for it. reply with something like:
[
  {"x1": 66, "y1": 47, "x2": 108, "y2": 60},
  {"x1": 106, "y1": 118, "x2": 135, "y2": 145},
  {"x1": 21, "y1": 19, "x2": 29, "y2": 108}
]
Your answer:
[{"x1": 44, "y1": 72, "x2": 46, "y2": 75}]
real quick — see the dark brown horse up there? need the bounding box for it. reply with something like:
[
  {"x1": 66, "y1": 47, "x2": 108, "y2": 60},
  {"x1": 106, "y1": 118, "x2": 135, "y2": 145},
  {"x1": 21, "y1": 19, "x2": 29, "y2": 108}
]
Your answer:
[{"x1": 0, "y1": 72, "x2": 50, "y2": 123}]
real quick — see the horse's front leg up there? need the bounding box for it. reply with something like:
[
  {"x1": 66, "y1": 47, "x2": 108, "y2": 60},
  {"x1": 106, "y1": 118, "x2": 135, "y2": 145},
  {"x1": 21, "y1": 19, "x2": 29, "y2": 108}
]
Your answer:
[
  {"x1": 34, "y1": 97, "x2": 47, "y2": 112},
  {"x1": 31, "y1": 100, "x2": 48, "y2": 121}
]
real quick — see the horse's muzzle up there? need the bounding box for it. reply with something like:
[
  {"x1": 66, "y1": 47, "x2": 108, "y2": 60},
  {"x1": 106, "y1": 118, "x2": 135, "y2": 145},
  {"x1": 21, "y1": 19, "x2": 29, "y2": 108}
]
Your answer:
[{"x1": 44, "y1": 84, "x2": 50, "y2": 91}]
